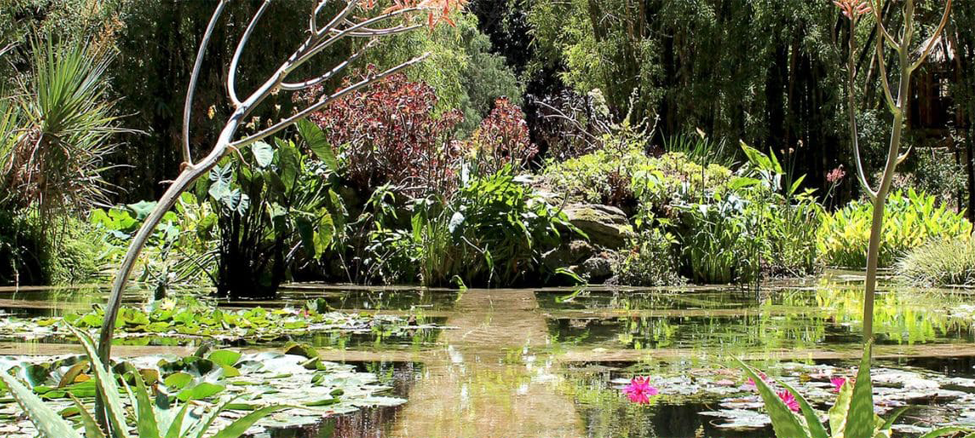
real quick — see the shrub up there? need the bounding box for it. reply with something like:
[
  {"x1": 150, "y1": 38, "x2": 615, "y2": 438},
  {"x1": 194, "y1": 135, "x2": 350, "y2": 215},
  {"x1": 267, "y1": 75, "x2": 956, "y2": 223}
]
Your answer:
[
  {"x1": 674, "y1": 193, "x2": 764, "y2": 284},
  {"x1": 306, "y1": 69, "x2": 463, "y2": 198},
  {"x1": 366, "y1": 167, "x2": 576, "y2": 286},
  {"x1": 542, "y1": 146, "x2": 734, "y2": 210},
  {"x1": 898, "y1": 238, "x2": 975, "y2": 287},
  {"x1": 465, "y1": 97, "x2": 537, "y2": 175},
  {"x1": 818, "y1": 189, "x2": 973, "y2": 269},
  {"x1": 611, "y1": 228, "x2": 684, "y2": 286}
]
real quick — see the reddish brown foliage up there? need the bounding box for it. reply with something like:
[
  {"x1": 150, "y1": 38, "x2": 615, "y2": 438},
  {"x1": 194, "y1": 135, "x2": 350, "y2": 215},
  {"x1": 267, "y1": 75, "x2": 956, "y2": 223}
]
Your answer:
[
  {"x1": 306, "y1": 66, "x2": 463, "y2": 197},
  {"x1": 466, "y1": 97, "x2": 537, "y2": 174}
]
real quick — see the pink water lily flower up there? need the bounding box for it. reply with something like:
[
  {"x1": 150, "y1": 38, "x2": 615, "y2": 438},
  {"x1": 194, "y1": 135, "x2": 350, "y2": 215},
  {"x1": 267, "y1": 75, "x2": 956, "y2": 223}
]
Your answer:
[
  {"x1": 745, "y1": 372, "x2": 768, "y2": 388},
  {"x1": 777, "y1": 389, "x2": 800, "y2": 412},
  {"x1": 831, "y1": 377, "x2": 849, "y2": 393},
  {"x1": 623, "y1": 376, "x2": 659, "y2": 404}
]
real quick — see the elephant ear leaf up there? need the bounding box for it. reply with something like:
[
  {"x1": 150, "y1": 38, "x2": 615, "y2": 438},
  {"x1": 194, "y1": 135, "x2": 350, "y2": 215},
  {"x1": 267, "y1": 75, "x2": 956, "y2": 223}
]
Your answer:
[
  {"x1": 0, "y1": 371, "x2": 82, "y2": 438},
  {"x1": 296, "y1": 119, "x2": 338, "y2": 173},
  {"x1": 736, "y1": 359, "x2": 809, "y2": 438}
]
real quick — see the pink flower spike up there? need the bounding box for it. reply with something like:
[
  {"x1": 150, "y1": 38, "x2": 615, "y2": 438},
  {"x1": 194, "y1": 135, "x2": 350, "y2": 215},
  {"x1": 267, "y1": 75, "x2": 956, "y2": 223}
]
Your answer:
[
  {"x1": 831, "y1": 377, "x2": 848, "y2": 393},
  {"x1": 622, "y1": 376, "x2": 659, "y2": 404},
  {"x1": 777, "y1": 390, "x2": 800, "y2": 412}
]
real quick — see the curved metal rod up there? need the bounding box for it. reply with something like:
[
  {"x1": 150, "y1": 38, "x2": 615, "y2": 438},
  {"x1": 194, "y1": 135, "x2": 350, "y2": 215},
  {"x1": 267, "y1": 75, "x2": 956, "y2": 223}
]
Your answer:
[
  {"x1": 229, "y1": 0, "x2": 273, "y2": 107},
  {"x1": 182, "y1": 0, "x2": 229, "y2": 166}
]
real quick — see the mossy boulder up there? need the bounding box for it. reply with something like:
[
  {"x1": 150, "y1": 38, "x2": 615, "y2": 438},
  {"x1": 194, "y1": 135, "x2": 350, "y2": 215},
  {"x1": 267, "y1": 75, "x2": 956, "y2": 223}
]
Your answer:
[{"x1": 562, "y1": 204, "x2": 634, "y2": 249}]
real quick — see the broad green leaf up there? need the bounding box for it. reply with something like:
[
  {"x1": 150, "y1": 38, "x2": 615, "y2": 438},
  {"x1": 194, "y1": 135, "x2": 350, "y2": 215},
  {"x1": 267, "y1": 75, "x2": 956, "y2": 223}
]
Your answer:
[
  {"x1": 66, "y1": 325, "x2": 130, "y2": 438},
  {"x1": 779, "y1": 380, "x2": 828, "y2": 438},
  {"x1": 252, "y1": 141, "x2": 274, "y2": 168},
  {"x1": 296, "y1": 119, "x2": 338, "y2": 172},
  {"x1": 209, "y1": 405, "x2": 293, "y2": 438},
  {"x1": 845, "y1": 342, "x2": 875, "y2": 438},
  {"x1": 295, "y1": 215, "x2": 316, "y2": 258},
  {"x1": 277, "y1": 140, "x2": 299, "y2": 193},
  {"x1": 177, "y1": 382, "x2": 225, "y2": 402},
  {"x1": 736, "y1": 359, "x2": 808, "y2": 438},
  {"x1": 164, "y1": 372, "x2": 193, "y2": 390},
  {"x1": 208, "y1": 350, "x2": 242, "y2": 368},
  {"x1": 0, "y1": 372, "x2": 82, "y2": 438}
]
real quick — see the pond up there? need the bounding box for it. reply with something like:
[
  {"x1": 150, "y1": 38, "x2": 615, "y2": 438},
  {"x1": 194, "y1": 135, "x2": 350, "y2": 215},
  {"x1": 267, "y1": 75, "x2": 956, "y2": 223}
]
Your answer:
[{"x1": 1, "y1": 274, "x2": 975, "y2": 437}]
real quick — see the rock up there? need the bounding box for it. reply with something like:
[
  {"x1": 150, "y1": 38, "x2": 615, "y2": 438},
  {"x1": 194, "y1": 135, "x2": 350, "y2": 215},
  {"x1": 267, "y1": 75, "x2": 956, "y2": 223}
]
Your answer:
[
  {"x1": 542, "y1": 240, "x2": 596, "y2": 270},
  {"x1": 562, "y1": 204, "x2": 634, "y2": 249},
  {"x1": 579, "y1": 255, "x2": 613, "y2": 282}
]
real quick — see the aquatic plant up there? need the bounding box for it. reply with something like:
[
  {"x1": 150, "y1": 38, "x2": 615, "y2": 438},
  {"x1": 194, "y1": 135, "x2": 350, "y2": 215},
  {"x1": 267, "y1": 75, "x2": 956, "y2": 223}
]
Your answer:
[
  {"x1": 738, "y1": 343, "x2": 967, "y2": 438},
  {"x1": 818, "y1": 189, "x2": 971, "y2": 269},
  {"x1": 0, "y1": 326, "x2": 287, "y2": 438},
  {"x1": 621, "y1": 376, "x2": 658, "y2": 404}
]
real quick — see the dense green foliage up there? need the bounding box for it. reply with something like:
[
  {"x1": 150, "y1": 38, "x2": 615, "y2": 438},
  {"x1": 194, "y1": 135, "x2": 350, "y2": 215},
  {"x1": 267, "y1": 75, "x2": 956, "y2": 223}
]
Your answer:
[{"x1": 818, "y1": 190, "x2": 972, "y2": 269}]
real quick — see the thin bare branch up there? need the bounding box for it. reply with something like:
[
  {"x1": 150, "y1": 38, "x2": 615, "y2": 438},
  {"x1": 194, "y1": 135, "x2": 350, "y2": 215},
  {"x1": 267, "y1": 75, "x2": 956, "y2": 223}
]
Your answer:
[
  {"x1": 229, "y1": 0, "x2": 273, "y2": 107},
  {"x1": 182, "y1": 0, "x2": 229, "y2": 167},
  {"x1": 911, "y1": 0, "x2": 952, "y2": 71},
  {"x1": 315, "y1": 0, "x2": 360, "y2": 36},
  {"x1": 292, "y1": 7, "x2": 421, "y2": 71},
  {"x1": 872, "y1": 0, "x2": 900, "y2": 47},
  {"x1": 279, "y1": 39, "x2": 378, "y2": 91},
  {"x1": 330, "y1": 23, "x2": 423, "y2": 37},
  {"x1": 0, "y1": 43, "x2": 15, "y2": 59},
  {"x1": 311, "y1": 0, "x2": 329, "y2": 34},
  {"x1": 875, "y1": 35, "x2": 898, "y2": 113},
  {"x1": 233, "y1": 54, "x2": 429, "y2": 148}
]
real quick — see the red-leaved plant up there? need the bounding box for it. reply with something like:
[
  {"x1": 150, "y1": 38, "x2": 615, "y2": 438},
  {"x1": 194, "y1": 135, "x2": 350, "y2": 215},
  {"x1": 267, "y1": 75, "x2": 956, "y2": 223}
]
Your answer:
[
  {"x1": 305, "y1": 67, "x2": 463, "y2": 197},
  {"x1": 466, "y1": 97, "x2": 537, "y2": 175}
]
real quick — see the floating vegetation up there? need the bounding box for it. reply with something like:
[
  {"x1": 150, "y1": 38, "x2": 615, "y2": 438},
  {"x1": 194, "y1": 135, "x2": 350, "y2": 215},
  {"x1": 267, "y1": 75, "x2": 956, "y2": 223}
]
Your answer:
[
  {"x1": 566, "y1": 361, "x2": 975, "y2": 436},
  {"x1": 0, "y1": 343, "x2": 406, "y2": 436},
  {"x1": 0, "y1": 298, "x2": 442, "y2": 344}
]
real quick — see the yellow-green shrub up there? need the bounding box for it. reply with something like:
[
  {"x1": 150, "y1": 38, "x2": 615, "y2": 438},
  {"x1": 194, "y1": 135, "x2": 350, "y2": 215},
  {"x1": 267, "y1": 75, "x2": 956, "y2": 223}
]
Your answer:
[{"x1": 818, "y1": 189, "x2": 972, "y2": 269}]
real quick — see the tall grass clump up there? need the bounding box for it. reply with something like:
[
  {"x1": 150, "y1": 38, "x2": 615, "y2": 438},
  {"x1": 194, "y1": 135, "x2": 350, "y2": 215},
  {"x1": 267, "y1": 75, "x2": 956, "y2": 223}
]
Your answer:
[{"x1": 898, "y1": 238, "x2": 975, "y2": 287}]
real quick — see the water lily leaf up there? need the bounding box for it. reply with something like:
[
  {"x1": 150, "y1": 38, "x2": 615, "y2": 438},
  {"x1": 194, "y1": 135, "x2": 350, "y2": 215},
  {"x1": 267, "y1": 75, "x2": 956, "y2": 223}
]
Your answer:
[
  {"x1": 163, "y1": 373, "x2": 193, "y2": 390},
  {"x1": 177, "y1": 382, "x2": 225, "y2": 402},
  {"x1": 57, "y1": 361, "x2": 88, "y2": 388},
  {"x1": 284, "y1": 343, "x2": 318, "y2": 359},
  {"x1": 208, "y1": 350, "x2": 242, "y2": 368}
]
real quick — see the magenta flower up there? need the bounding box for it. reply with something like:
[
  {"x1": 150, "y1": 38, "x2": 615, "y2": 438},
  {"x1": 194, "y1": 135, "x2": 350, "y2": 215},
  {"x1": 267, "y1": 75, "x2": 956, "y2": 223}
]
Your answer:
[
  {"x1": 777, "y1": 390, "x2": 800, "y2": 412},
  {"x1": 831, "y1": 377, "x2": 848, "y2": 393},
  {"x1": 623, "y1": 376, "x2": 659, "y2": 404},
  {"x1": 745, "y1": 372, "x2": 768, "y2": 388}
]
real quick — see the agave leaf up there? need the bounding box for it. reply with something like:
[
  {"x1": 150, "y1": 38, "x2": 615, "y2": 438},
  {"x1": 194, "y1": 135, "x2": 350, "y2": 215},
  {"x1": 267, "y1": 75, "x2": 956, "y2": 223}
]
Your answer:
[
  {"x1": 918, "y1": 427, "x2": 973, "y2": 438},
  {"x1": 736, "y1": 358, "x2": 809, "y2": 438},
  {"x1": 65, "y1": 325, "x2": 131, "y2": 438},
  {"x1": 132, "y1": 371, "x2": 161, "y2": 438},
  {"x1": 845, "y1": 341, "x2": 875, "y2": 438},
  {"x1": 162, "y1": 403, "x2": 190, "y2": 438},
  {"x1": 209, "y1": 405, "x2": 293, "y2": 438},
  {"x1": 779, "y1": 380, "x2": 828, "y2": 438},
  {"x1": 68, "y1": 393, "x2": 106, "y2": 438},
  {"x1": 828, "y1": 380, "x2": 854, "y2": 437},
  {"x1": 191, "y1": 395, "x2": 239, "y2": 438},
  {"x1": 0, "y1": 371, "x2": 82, "y2": 438},
  {"x1": 878, "y1": 406, "x2": 910, "y2": 434}
]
